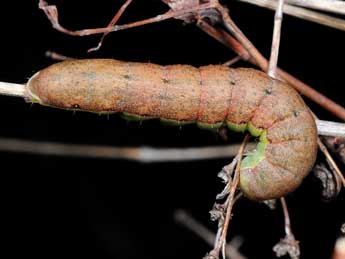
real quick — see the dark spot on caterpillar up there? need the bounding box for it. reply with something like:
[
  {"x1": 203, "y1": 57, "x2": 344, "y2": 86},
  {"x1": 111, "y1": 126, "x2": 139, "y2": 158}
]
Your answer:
[
  {"x1": 265, "y1": 88, "x2": 272, "y2": 95},
  {"x1": 123, "y1": 74, "x2": 131, "y2": 80},
  {"x1": 72, "y1": 104, "x2": 80, "y2": 109},
  {"x1": 293, "y1": 110, "x2": 299, "y2": 117},
  {"x1": 230, "y1": 80, "x2": 236, "y2": 85},
  {"x1": 162, "y1": 78, "x2": 170, "y2": 84}
]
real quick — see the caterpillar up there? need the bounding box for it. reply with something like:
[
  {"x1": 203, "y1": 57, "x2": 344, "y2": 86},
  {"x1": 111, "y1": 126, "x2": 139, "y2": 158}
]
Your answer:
[{"x1": 25, "y1": 59, "x2": 318, "y2": 201}]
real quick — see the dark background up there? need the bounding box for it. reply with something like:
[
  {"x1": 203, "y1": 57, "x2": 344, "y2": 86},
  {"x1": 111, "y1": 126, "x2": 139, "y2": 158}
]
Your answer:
[{"x1": 0, "y1": 0, "x2": 344, "y2": 258}]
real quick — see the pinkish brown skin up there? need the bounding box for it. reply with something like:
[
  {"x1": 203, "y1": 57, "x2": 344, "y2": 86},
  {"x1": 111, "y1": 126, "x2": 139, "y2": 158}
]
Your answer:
[{"x1": 26, "y1": 59, "x2": 318, "y2": 201}]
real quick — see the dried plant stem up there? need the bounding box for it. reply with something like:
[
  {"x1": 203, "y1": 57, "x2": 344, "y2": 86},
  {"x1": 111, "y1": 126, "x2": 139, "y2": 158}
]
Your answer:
[
  {"x1": 317, "y1": 138, "x2": 345, "y2": 187},
  {"x1": 316, "y1": 120, "x2": 345, "y2": 138},
  {"x1": 223, "y1": 55, "x2": 242, "y2": 67},
  {"x1": 236, "y1": 0, "x2": 345, "y2": 31},
  {"x1": 209, "y1": 134, "x2": 249, "y2": 258},
  {"x1": 174, "y1": 210, "x2": 246, "y2": 259},
  {"x1": 284, "y1": 0, "x2": 345, "y2": 16},
  {"x1": 197, "y1": 20, "x2": 252, "y2": 62},
  {"x1": 268, "y1": 0, "x2": 285, "y2": 78},
  {"x1": 45, "y1": 50, "x2": 74, "y2": 61},
  {"x1": 0, "y1": 137, "x2": 256, "y2": 162},
  {"x1": 0, "y1": 82, "x2": 26, "y2": 98},
  {"x1": 88, "y1": 0, "x2": 133, "y2": 52},
  {"x1": 273, "y1": 197, "x2": 300, "y2": 259},
  {"x1": 281, "y1": 197, "x2": 292, "y2": 236},
  {"x1": 39, "y1": 0, "x2": 216, "y2": 36}
]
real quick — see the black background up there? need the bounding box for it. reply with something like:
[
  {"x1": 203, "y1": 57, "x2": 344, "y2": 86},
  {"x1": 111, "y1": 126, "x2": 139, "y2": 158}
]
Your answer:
[{"x1": 0, "y1": 0, "x2": 344, "y2": 258}]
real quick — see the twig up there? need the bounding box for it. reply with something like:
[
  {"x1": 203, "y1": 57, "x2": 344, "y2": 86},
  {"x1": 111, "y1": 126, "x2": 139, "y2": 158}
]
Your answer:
[
  {"x1": 207, "y1": 134, "x2": 249, "y2": 259},
  {"x1": 197, "y1": 20, "x2": 252, "y2": 62},
  {"x1": 268, "y1": 9, "x2": 300, "y2": 255},
  {"x1": 281, "y1": 198, "x2": 293, "y2": 237},
  {"x1": 285, "y1": 0, "x2": 345, "y2": 16},
  {"x1": 273, "y1": 197, "x2": 300, "y2": 259},
  {"x1": 223, "y1": 56, "x2": 242, "y2": 67},
  {"x1": 317, "y1": 138, "x2": 345, "y2": 187},
  {"x1": 174, "y1": 210, "x2": 246, "y2": 259},
  {"x1": 236, "y1": 0, "x2": 345, "y2": 31},
  {"x1": 0, "y1": 137, "x2": 256, "y2": 162},
  {"x1": 39, "y1": 0, "x2": 217, "y2": 36},
  {"x1": 316, "y1": 120, "x2": 345, "y2": 138},
  {"x1": 268, "y1": 0, "x2": 285, "y2": 78},
  {"x1": 88, "y1": 0, "x2": 133, "y2": 52},
  {"x1": 0, "y1": 82, "x2": 26, "y2": 98}
]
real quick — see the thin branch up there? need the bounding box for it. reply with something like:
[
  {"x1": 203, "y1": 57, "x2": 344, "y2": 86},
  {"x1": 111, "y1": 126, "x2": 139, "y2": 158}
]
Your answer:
[
  {"x1": 281, "y1": 198, "x2": 292, "y2": 237},
  {"x1": 316, "y1": 120, "x2": 345, "y2": 138},
  {"x1": 268, "y1": 0, "x2": 285, "y2": 78},
  {"x1": 88, "y1": 0, "x2": 133, "y2": 52},
  {"x1": 285, "y1": 0, "x2": 345, "y2": 16},
  {"x1": 273, "y1": 197, "x2": 300, "y2": 259},
  {"x1": 174, "y1": 210, "x2": 246, "y2": 259},
  {"x1": 45, "y1": 50, "x2": 74, "y2": 61},
  {"x1": 39, "y1": 1, "x2": 216, "y2": 36},
  {"x1": 236, "y1": 0, "x2": 345, "y2": 31},
  {"x1": 0, "y1": 81, "x2": 26, "y2": 98},
  {"x1": 207, "y1": 134, "x2": 250, "y2": 259},
  {"x1": 0, "y1": 137, "x2": 256, "y2": 162},
  {"x1": 223, "y1": 55, "x2": 242, "y2": 67},
  {"x1": 196, "y1": 20, "x2": 252, "y2": 61}
]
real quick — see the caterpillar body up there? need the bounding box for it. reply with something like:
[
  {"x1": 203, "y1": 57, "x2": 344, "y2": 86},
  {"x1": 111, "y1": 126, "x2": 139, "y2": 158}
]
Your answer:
[{"x1": 26, "y1": 59, "x2": 318, "y2": 201}]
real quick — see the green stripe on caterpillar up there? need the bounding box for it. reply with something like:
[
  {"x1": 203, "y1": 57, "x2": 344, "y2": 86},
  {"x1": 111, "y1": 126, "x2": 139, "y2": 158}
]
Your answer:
[{"x1": 25, "y1": 59, "x2": 318, "y2": 201}]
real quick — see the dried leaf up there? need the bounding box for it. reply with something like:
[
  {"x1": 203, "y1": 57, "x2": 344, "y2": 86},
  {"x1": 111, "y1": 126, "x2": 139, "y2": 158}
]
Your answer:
[
  {"x1": 273, "y1": 235, "x2": 300, "y2": 259},
  {"x1": 210, "y1": 203, "x2": 225, "y2": 222}
]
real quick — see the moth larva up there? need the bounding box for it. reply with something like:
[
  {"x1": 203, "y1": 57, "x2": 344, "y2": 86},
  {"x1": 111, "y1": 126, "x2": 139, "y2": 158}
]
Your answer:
[{"x1": 26, "y1": 59, "x2": 318, "y2": 201}]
